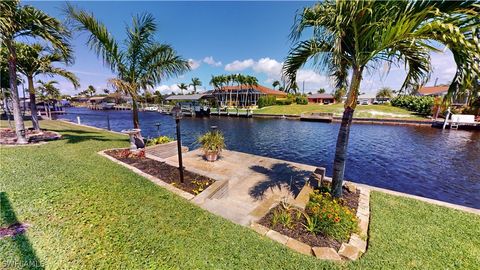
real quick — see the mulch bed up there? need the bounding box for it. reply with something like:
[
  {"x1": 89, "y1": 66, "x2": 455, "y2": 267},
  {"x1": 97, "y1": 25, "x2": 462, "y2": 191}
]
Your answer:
[
  {"x1": 0, "y1": 128, "x2": 61, "y2": 145},
  {"x1": 258, "y1": 186, "x2": 360, "y2": 250},
  {"x1": 105, "y1": 149, "x2": 215, "y2": 195},
  {"x1": 0, "y1": 223, "x2": 29, "y2": 239}
]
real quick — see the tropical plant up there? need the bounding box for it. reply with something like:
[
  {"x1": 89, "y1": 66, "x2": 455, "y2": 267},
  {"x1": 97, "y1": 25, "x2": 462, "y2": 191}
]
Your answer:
[
  {"x1": 1, "y1": 0, "x2": 72, "y2": 143},
  {"x1": 197, "y1": 130, "x2": 226, "y2": 153},
  {"x1": 15, "y1": 42, "x2": 79, "y2": 131},
  {"x1": 36, "y1": 80, "x2": 61, "y2": 101},
  {"x1": 68, "y1": 5, "x2": 190, "y2": 134},
  {"x1": 145, "y1": 135, "x2": 174, "y2": 146},
  {"x1": 177, "y1": 83, "x2": 188, "y2": 95},
  {"x1": 376, "y1": 87, "x2": 394, "y2": 99},
  {"x1": 283, "y1": 0, "x2": 480, "y2": 197},
  {"x1": 190, "y1": 77, "x2": 202, "y2": 94},
  {"x1": 317, "y1": 88, "x2": 326, "y2": 94}
]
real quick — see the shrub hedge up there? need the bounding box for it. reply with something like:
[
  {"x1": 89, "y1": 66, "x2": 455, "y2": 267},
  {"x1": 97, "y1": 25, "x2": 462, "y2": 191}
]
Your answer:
[
  {"x1": 295, "y1": 95, "x2": 309, "y2": 105},
  {"x1": 390, "y1": 95, "x2": 434, "y2": 115},
  {"x1": 258, "y1": 96, "x2": 277, "y2": 108}
]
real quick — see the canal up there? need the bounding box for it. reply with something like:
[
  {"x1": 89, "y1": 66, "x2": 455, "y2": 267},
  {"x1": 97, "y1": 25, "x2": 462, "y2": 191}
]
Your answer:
[{"x1": 55, "y1": 107, "x2": 480, "y2": 209}]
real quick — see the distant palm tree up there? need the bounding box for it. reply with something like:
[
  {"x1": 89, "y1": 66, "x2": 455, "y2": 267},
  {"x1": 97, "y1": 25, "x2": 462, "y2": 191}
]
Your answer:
[
  {"x1": 272, "y1": 80, "x2": 281, "y2": 90},
  {"x1": 68, "y1": 5, "x2": 190, "y2": 133},
  {"x1": 37, "y1": 80, "x2": 61, "y2": 101},
  {"x1": 16, "y1": 43, "x2": 79, "y2": 131},
  {"x1": 283, "y1": 0, "x2": 479, "y2": 198},
  {"x1": 85, "y1": 85, "x2": 96, "y2": 97},
  {"x1": 177, "y1": 83, "x2": 188, "y2": 95},
  {"x1": 376, "y1": 87, "x2": 394, "y2": 99},
  {"x1": 190, "y1": 77, "x2": 202, "y2": 94},
  {"x1": 1, "y1": 0, "x2": 72, "y2": 143}
]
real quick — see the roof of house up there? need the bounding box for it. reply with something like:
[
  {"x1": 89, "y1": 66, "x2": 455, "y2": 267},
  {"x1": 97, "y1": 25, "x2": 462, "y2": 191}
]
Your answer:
[
  {"x1": 358, "y1": 94, "x2": 377, "y2": 99},
  {"x1": 308, "y1": 94, "x2": 334, "y2": 99},
  {"x1": 213, "y1": 85, "x2": 287, "y2": 96},
  {"x1": 88, "y1": 96, "x2": 107, "y2": 101},
  {"x1": 418, "y1": 85, "x2": 449, "y2": 95},
  {"x1": 165, "y1": 93, "x2": 214, "y2": 101}
]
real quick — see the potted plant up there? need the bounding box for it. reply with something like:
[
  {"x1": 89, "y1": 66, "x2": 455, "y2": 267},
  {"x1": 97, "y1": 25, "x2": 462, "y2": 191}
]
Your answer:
[{"x1": 197, "y1": 130, "x2": 226, "y2": 162}]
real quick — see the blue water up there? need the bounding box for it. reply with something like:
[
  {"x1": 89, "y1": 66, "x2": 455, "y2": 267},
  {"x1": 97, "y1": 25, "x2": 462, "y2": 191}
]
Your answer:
[{"x1": 56, "y1": 107, "x2": 480, "y2": 209}]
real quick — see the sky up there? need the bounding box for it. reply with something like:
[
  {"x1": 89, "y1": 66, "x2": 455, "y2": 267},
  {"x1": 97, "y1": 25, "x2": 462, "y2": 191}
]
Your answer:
[{"x1": 23, "y1": 0, "x2": 457, "y2": 96}]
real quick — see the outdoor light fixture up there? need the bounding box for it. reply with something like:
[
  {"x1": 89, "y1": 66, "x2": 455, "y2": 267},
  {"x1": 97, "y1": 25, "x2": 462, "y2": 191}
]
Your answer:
[{"x1": 171, "y1": 106, "x2": 184, "y2": 183}]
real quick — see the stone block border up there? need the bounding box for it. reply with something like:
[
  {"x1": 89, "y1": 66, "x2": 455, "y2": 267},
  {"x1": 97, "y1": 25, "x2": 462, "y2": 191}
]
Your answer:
[
  {"x1": 0, "y1": 131, "x2": 62, "y2": 148},
  {"x1": 97, "y1": 149, "x2": 226, "y2": 203},
  {"x1": 250, "y1": 185, "x2": 370, "y2": 262}
]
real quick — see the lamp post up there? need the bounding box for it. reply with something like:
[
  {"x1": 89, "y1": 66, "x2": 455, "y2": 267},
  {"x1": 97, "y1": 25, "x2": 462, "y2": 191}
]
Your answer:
[{"x1": 171, "y1": 106, "x2": 184, "y2": 183}]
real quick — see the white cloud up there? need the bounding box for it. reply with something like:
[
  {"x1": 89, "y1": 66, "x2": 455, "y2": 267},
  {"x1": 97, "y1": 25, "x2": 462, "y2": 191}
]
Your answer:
[
  {"x1": 225, "y1": 59, "x2": 255, "y2": 71},
  {"x1": 429, "y1": 50, "x2": 456, "y2": 85},
  {"x1": 155, "y1": 84, "x2": 181, "y2": 94},
  {"x1": 188, "y1": 59, "x2": 201, "y2": 70},
  {"x1": 253, "y1": 58, "x2": 283, "y2": 80},
  {"x1": 203, "y1": 56, "x2": 222, "y2": 67}
]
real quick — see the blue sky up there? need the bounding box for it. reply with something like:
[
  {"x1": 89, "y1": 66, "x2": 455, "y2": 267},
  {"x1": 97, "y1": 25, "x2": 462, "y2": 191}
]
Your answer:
[{"x1": 24, "y1": 0, "x2": 457, "y2": 96}]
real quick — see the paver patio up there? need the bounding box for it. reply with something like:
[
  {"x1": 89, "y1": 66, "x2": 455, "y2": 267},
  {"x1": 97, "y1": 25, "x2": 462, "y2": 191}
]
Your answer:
[{"x1": 160, "y1": 149, "x2": 317, "y2": 225}]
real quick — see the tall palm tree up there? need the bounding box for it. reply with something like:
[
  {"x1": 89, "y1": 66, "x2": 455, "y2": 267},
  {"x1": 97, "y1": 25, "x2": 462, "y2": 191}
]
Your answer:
[
  {"x1": 1, "y1": 0, "x2": 72, "y2": 143},
  {"x1": 68, "y1": 5, "x2": 190, "y2": 133},
  {"x1": 85, "y1": 85, "x2": 96, "y2": 97},
  {"x1": 16, "y1": 42, "x2": 79, "y2": 131},
  {"x1": 283, "y1": 0, "x2": 479, "y2": 198},
  {"x1": 177, "y1": 83, "x2": 188, "y2": 95},
  {"x1": 190, "y1": 77, "x2": 202, "y2": 94}
]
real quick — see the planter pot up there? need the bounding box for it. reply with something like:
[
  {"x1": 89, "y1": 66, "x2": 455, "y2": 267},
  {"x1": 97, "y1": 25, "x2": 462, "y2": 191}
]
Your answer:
[{"x1": 204, "y1": 151, "x2": 219, "y2": 162}]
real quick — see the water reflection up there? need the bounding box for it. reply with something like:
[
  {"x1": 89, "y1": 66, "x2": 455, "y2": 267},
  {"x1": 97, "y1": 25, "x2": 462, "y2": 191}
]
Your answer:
[{"x1": 55, "y1": 107, "x2": 480, "y2": 208}]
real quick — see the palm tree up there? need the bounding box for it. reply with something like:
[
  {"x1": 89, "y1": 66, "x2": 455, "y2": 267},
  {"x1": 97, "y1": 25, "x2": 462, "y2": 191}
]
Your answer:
[
  {"x1": 1, "y1": 0, "x2": 72, "y2": 143},
  {"x1": 177, "y1": 83, "x2": 188, "y2": 95},
  {"x1": 36, "y1": 80, "x2": 60, "y2": 118},
  {"x1": 283, "y1": 0, "x2": 479, "y2": 198},
  {"x1": 85, "y1": 85, "x2": 96, "y2": 97},
  {"x1": 190, "y1": 77, "x2": 202, "y2": 94},
  {"x1": 68, "y1": 6, "x2": 190, "y2": 133},
  {"x1": 376, "y1": 87, "x2": 394, "y2": 99},
  {"x1": 15, "y1": 43, "x2": 79, "y2": 131},
  {"x1": 272, "y1": 80, "x2": 281, "y2": 90}
]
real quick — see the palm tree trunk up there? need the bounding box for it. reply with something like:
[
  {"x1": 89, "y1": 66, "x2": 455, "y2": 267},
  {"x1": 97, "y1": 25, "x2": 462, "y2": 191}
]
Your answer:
[
  {"x1": 6, "y1": 40, "x2": 27, "y2": 144},
  {"x1": 132, "y1": 98, "x2": 140, "y2": 129},
  {"x1": 27, "y1": 76, "x2": 40, "y2": 131},
  {"x1": 331, "y1": 66, "x2": 363, "y2": 198}
]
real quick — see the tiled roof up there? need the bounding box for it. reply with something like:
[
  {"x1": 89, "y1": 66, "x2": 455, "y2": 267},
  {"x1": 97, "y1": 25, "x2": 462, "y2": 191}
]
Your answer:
[
  {"x1": 214, "y1": 85, "x2": 287, "y2": 96},
  {"x1": 419, "y1": 85, "x2": 449, "y2": 95},
  {"x1": 308, "y1": 94, "x2": 334, "y2": 99}
]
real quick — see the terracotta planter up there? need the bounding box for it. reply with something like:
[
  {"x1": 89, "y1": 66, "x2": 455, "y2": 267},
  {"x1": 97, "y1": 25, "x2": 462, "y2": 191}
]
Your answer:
[{"x1": 204, "y1": 151, "x2": 219, "y2": 162}]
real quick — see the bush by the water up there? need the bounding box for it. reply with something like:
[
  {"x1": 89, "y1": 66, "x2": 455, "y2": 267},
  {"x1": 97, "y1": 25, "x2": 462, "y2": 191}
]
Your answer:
[
  {"x1": 390, "y1": 95, "x2": 434, "y2": 115},
  {"x1": 295, "y1": 95, "x2": 309, "y2": 105},
  {"x1": 257, "y1": 96, "x2": 276, "y2": 108},
  {"x1": 146, "y1": 136, "x2": 174, "y2": 146}
]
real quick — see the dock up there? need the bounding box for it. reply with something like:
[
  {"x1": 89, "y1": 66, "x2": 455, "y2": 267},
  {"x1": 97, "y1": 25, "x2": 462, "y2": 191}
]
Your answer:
[{"x1": 432, "y1": 120, "x2": 480, "y2": 130}]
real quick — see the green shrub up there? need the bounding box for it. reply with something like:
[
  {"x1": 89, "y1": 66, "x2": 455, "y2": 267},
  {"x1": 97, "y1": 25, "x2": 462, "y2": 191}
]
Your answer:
[
  {"x1": 305, "y1": 191, "x2": 358, "y2": 241},
  {"x1": 197, "y1": 130, "x2": 226, "y2": 153},
  {"x1": 257, "y1": 96, "x2": 276, "y2": 108},
  {"x1": 146, "y1": 136, "x2": 174, "y2": 146},
  {"x1": 295, "y1": 95, "x2": 308, "y2": 105},
  {"x1": 275, "y1": 99, "x2": 293, "y2": 105},
  {"x1": 272, "y1": 207, "x2": 294, "y2": 229},
  {"x1": 390, "y1": 95, "x2": 434, "y2": 115}
]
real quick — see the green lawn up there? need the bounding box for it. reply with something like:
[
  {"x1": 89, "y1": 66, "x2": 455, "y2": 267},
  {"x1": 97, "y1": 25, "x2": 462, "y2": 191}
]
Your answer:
[
  {"x1": 255, "y1": 103, "x2": 427, "y2": 120},
  {"x1": 1, "y1": 120, "x2": 479, "y2": 269}
]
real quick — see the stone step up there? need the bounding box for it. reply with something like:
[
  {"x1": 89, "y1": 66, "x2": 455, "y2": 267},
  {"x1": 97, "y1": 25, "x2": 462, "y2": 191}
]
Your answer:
[{"x1": 201, "y1": 198, "x2": 252, "y2": 226}]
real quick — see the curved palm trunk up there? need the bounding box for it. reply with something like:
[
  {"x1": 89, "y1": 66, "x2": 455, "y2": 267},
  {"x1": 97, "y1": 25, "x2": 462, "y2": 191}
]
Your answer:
[
  {"x1": 331, "y1": 67, "x2": 363, "y2": 198},
  {"x1": 6, "y1": 41, "x2": 28, "y2": 144},
  {"x1": 27, "y1": 76, "x2": 40, "y2": 131}
]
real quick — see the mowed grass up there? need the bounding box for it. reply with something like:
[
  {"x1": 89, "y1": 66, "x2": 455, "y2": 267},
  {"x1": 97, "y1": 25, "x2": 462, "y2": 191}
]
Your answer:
[
  {"x1": 1, "y1": 120, "x2": 479, "y2": 269},
  {"x1": 255, "y1": 103, "x2": 427, "y2": 119}
]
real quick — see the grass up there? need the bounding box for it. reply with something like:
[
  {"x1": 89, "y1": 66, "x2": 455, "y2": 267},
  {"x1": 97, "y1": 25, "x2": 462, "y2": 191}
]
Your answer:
[
  {"x1": 1, "y1": 120, "x2": 479, "y2": 269},
  {"x1": 255, "y1": 103, "x2": 427, "y2": 119}
]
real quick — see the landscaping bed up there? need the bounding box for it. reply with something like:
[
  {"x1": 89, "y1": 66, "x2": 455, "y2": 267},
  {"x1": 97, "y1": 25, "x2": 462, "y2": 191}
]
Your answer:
[
  {"x1": 105, "y1": 149, "x2": 214, "y2": 195},
  {"x1": 259, "y1": 186, "x2": 360, "y2": 251},
  {"x1": 0, "y1": 128, "x2": 61, "y2": 145}
]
